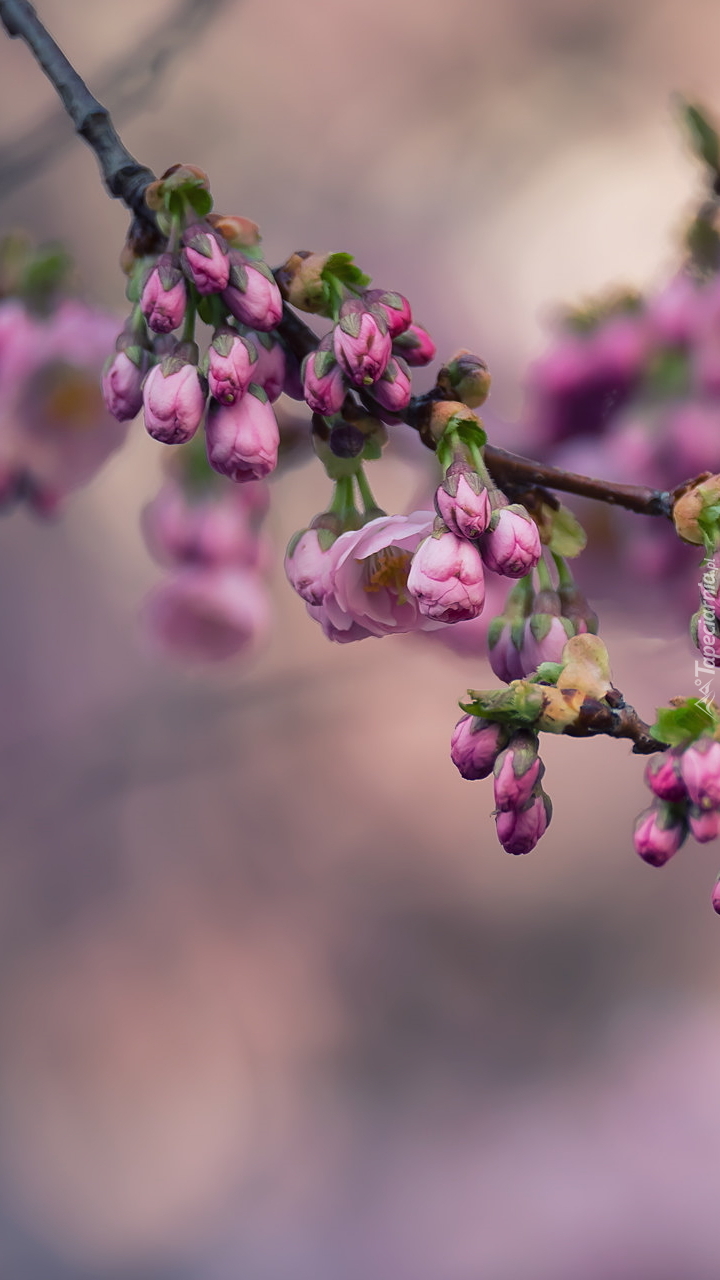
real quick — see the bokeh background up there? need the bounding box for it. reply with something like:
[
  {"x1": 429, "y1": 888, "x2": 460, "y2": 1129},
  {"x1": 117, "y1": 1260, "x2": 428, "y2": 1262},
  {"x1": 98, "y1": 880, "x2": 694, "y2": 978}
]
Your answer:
[{"x1": 0, "y1": 1, "x2": 719, "y2": 1276}]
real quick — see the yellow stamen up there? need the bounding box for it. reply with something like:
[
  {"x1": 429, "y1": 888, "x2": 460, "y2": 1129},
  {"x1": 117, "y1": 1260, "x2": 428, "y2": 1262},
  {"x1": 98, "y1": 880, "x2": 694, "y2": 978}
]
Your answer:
[{"x1": 362, "y1": 546, "x2": 412, "y2": 599}]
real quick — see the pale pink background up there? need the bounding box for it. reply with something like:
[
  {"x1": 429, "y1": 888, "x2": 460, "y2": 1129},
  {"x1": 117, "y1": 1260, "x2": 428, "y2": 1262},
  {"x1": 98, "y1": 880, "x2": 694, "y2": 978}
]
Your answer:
[{"x1": 0, "y1": 2, "x2": 718, "y2": 1277}]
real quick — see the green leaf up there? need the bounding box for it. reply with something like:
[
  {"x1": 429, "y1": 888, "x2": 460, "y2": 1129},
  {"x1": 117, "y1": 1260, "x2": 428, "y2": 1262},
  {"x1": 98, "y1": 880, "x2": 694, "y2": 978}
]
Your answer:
[
  {"x1": 697, "y1": 501, "x2": 720, "y2": 555},
  {"x1": 651, "y1": 697, "x2": 718, "y2": 747},
  {"x1": 680, "y1": 99, "x2": 720, "y2": 172},
  {"x1": 529, "y1": 662, "x2": 564, "y2": 685},
  {"x1": 321, "y1": 251, "x2": 371, "y2": 291},
  {"x1": 547, "y1": 505, "x2": 587, "y2": 557},
  {"x1": 186, "y1": 186, "x2": 213, "y2": 218}
]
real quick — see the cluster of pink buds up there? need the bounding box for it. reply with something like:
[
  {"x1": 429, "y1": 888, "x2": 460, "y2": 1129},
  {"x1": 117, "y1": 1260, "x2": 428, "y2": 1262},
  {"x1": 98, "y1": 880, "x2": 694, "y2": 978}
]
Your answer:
[
  {"x1": 140, "y1": 439, "x2": 272, "y2": 661},
  {"x1": 103, "y1": 166, "x2": 288, "y2": 485},
  {"x1": 276, "y1": 250, "x2": 434, "y2": 441},
  {"x1": 451, "y1": 717, "x2": 552, "y2": 855},
  {"x1": 634, "y1": 730, "x2": 720, "y2": 908},
  {"x1": 488, "y1": 568, "x2": 598, "y2": 683}
]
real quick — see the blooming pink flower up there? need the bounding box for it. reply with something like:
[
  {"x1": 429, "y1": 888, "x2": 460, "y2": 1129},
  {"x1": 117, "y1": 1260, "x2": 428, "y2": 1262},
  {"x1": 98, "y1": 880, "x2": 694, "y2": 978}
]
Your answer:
[
  {"x1": 102, "y1": 349, "x2": 147, "y2": 421},
  {"x1": 712, "y1": 877, "x2": 720, "y2": 915},
  {"x1": 140, "y1": 255, "x2": 187, "y2": 334},
  {"x1": 435, "y1": 470, "x2": 491, "y2": 539},
  {"x1": 392, "y1": 323, "x2": 436, "y2": 366},
  {"x1": 496, "y1": 790, "x2": 552, "y2": 855},
  {"x1": 206, "y1": 384, "x2": 279, "y2": 482},
  {"x1": 493, "y1": 731, "x2": 543, "y2": 811},
  {"x1": 333, "y1": 300, "x2": 392, "y2": 386},
  {"x1": 142, "y1": 565, "x2": 270, "y2": 661},
  {"x1": 308, "y1": 511, "x2": 441, "y2": 641},
  {"x1": 450, "y1": 715, "x2": 505, "y2": 780},
  {"x1": 141, "y1": 481, "x2": 265, "y2": 570},
  {"x1": 679, "y1": 737, "x2": 720, "y2": 810},
  {"x1": 143, "y1": 356, "x2": 206, "y2": 444},
  {"x1": 207, "y1": 330, "x2": 258, "y2": 405},
  {"x1": 0, "y1": 298, "x2": 128, "y2": 507},
  {"x1": 363, "y1": 289, "x2": 412, "y2": 337},
  {"x1": 181, "y1": 224, "x2": 229, "y2": 295},
  {"x1": 479, "y1": 506, "x2": 542, "y2": 578},
  {"x1": 305, "y1": 601, "x2": 375, "y2": 644},
  {"x1": 284, "y1": 528, "x2": 334, "y2": 605},
  {"x1": 633, "y1": 804, "x2": 688, "y2": 866},
  {"x1": 407, "y1": 528, "x2": 485, "y2": 622},
  {"x1": 222, "y1": 257, "x2": 283, "y2": 331}
]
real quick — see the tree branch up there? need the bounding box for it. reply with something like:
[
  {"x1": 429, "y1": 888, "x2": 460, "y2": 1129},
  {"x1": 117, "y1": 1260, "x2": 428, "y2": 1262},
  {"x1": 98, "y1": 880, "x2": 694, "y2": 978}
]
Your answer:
[
  {"x1": 0, "y1": 0, "x2": 157, "y2": 225},
  {"x1": 0, "y1": 0, "x2": 232, "y2": 201},
  {"x1": 562, "y1": 690, "x2": 666, "y2": 754},
  {"x1": 0, "y1": 5, "x2": 685, "y2": 526},
  {"x1": 482, "y1": 445, "x2": 674, "y2": 519}
]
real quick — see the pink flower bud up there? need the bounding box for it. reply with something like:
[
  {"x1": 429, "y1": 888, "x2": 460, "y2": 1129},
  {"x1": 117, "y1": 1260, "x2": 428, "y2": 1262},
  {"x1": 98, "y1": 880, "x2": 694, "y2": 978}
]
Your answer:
[
  {"x1": 333, "y1": 300, "x2": 392, "y2": 386},
  {"x1": 207, "y1": 329, "x2": 258, "y2": 404},
  {"x1": 496, "y1": 788, "x2": 552, "y2": 855},
  {"x1": 181, "y1": 224, "x2": 230, "y2": 295},
  {"x1": 143, "y1": 354, "x2": 206, "y2": 444},
  {"x1": 222, "y1": 256, "x2": 283, "y2": 331},
  {"x1": 392, "y1": 323, "x2": 436, "y2": 367},
  {"x1": 140, "y1": 255, "x2": 187, "y2": 334},
  {"x1": 284, "y1": 527, "x2": 334, "y2": 605},
  {"x1": 206, "y1": 383, "x2": 279, "y2": 483},
  {"x1": 688, "y1": 805, "x2": 720, "y2": 843},
  {"x1": 644, "y1": 750, "x2": 688, "y2": 803},
  {"x1": 435, "y1": 470, "x2": 491, "y2": 539},
  {"x1": 488, "y1": 618, "x2": 525, "y2": 683},
  {"x1": 407, "y1": 528, "x2": 486, "y2": 622},
  {"x1": 370, "y1": 357, "x2": 412, "y2": 414},
  {"x1": 250, "y1": 332, "x2": 286, "y2": 402},
  {"x1": 102, "y1": 349, "x2": 146, "y2": 421},
  {"x1": 303, "y1": 343, "x2": 348, "y2": 415},
  {"x1": 450, "y1": 715, "x2": 505, "y2": 780},
  {"x1": 363, "y1": 289, "x2": 412, "y2": 337},
  {"x1": 633, "y1": 803, "x2": 688, "y2": 866},
  {"x1": 712, "y1": 876, "x2": 720, "y2": 915},
  {"x1": 479, "y1": 505, "x2": 542, "y2": 578},
  {"x1": 679, "y1": 737, "x2": 720, "y2": 810},
  {"x1": 493, "y1": 731, "x2": 543, "y2": 811},
  {"x1": 520, "y1": 613, "x2": 574, "y2": 672},
  {"x1": 143, "y1": 566, "x2": 270, "y2": 661}
]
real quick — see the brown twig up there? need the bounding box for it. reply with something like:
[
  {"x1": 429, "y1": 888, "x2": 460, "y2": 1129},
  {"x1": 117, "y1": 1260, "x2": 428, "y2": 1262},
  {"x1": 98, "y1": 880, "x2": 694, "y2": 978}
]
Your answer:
[{"x1": 0, "y1": 0, "x2": 157, "y2": 225}]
